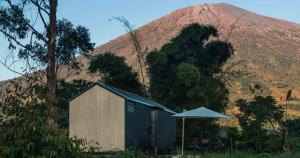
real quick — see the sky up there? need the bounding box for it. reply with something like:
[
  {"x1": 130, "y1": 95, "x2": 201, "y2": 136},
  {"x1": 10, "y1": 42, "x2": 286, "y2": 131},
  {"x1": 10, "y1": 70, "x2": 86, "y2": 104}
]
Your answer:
[{"x1": 0, "y1": 0, "x2": 300, "y2": 81}]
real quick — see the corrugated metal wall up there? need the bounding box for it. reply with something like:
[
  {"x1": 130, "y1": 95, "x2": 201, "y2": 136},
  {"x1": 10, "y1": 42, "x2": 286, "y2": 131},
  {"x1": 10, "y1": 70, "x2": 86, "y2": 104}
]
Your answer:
[
  {"x1": 125, "y1": 100, "x2": 151, "y2": 150},
  {"x1": 69, "y1": 85, "x2": 125, "y2": 151},
  {"x1": 69, "y1": 85, "x2": 176, "y2": 153},
  {"x1": 124, "y1": 100, "x2": 176, "y2": 153}
]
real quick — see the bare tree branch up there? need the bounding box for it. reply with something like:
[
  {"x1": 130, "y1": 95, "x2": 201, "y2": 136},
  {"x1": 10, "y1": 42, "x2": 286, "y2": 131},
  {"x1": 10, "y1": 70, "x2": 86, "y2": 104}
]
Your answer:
[
  {"x1": 110, "y1": 16, "x2": 149, "y2": 94},
  {"x1": 37, "y1": 6, "x2": 47, "y2": 28},
  {"x1": 34, "y1": 0, "x2": 48, "y2": 28},
  {"x1": 29, "y1": 0, "x2": 50, "y2": 16},
  {"x1": 0, "y1": 29, "x2": 40, "y2": 55},
  {"x1": 0, "y1": 29, "x2": 28, "y2": 50},
  {"x1": 0, "y1": 59, "x2": 26, "y2": 77}
]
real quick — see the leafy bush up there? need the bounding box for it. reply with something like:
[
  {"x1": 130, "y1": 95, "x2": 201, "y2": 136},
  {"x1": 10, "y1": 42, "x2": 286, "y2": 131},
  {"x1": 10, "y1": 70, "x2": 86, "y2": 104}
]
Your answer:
[
  {"x1": 235, "y1": 96, "x2": 284, "y2": 152},
  {"x1": 111, "y1": 150, "x2": 152, "y2": 158},
  {"x1": 265, "y1": 135, "x2": 283, "y2": 152},
  {"x1": 56, "y1": 79, "x2": 92, "y2": 128},
  {"x1": 287, "y1": 118, "x2": 300, "y2": 137},
  {"x1": 28, "y1": 79, "x2": 93, "y2": 128},
  {"x1": 289, "y1": 137, "x2": 300, "y2": 151},
  {"x1": 0, "y1": 82, "x2": 95, "y2": 158}
]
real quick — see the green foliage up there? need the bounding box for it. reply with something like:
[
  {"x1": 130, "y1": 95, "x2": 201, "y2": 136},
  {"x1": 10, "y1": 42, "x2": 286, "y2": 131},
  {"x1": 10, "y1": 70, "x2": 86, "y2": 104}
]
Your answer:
[
  {"x1": 235, "y1": 96, "x2": 284, "y2": 151},
  {"x1": 27, "y1": 79, "x2": 93, "y2": 128},
  {"x1": 17, "y1": 18, "x2": 94, "y2": 68},
  {"x1": 146, "y1": 23, "x2": 233, "y2": 146},
  {"x1": 286, "y1": 119, "x2": 300, "y2": 150},
  {"x1": 265, "y1": 135, "x2": 284, "y2": 152},
  {"x1": 0, "y1": 82, "x2": 94, "y2": 158},
  {"x1": 287, "y1": 118, "x2": 300, "y2": 137},
  {"x1": 0, "y1": 0, "x2": 94, "y2": 71},
  {"x1": 89, "y1": 52, "x2": 144, "y2": 95},
  {"x1": 217, "y1": 126, "x2": 240, "y2": 141},
  {"x1": 176, "y1": 151, "x2": 300, "y2": 158},
  {"x1": 0, "y1": 1, "x2": 96, "y2": 155},
  {"x1": 146, "y1": 23, "x2": 233, "y2": 111},
  {"x1": 89, "y1": 150, "x2": 300, "y2": 158},
  {"x1": 176, "y1": 63, "x2": 201, "y2": 87},
  {"x1": 104, "y1": 150, "x2": 153, "y2": 158},
  {"x1": 289, "y1": 137, "x2": 300, "y2": 151},
  {"x1": 101, "y1": 151, "x2": 300, "y2": 158},
  {"x1": 56, "y1": 80, "x2": 93, "y2": 128}
]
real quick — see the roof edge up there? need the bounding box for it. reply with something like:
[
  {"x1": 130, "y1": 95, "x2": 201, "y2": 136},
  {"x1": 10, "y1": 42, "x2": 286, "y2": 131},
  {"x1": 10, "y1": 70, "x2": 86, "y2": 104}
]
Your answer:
[
  {"x1": 68, "y1": 82, "x2": 176, "y2": 114},
  {"x1": 67, "y1": 82, "x2": 127, "y2": 103}
]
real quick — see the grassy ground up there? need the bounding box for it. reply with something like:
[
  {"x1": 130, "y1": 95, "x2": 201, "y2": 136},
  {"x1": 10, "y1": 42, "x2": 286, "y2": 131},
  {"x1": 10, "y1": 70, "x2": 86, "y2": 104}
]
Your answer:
[
  {"x1": 177, "y1": 151, "x2": 300, "y2": 158},
  {"x1": 91, "y1": 151, "x2": 300, "y2": 158}
]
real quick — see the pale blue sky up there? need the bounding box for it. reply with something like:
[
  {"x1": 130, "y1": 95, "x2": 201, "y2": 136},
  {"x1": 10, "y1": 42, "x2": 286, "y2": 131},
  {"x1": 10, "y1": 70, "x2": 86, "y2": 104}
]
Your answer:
[{"x1": 0, "y1": 0, "x2": 299, "y2": 81}]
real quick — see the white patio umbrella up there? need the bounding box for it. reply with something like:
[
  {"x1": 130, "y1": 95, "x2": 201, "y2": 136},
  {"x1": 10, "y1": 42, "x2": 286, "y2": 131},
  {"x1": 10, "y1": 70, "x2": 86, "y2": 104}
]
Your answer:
[{"x1": 173, "y1": 107, "x2": 230, "y2": 155}]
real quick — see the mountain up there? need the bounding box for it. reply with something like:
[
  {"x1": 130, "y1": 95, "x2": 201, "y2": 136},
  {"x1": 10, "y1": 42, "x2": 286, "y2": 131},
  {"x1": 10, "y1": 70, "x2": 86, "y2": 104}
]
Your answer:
[{"x1": 2, "y1": 3, "x2": 300, "y2": 116}]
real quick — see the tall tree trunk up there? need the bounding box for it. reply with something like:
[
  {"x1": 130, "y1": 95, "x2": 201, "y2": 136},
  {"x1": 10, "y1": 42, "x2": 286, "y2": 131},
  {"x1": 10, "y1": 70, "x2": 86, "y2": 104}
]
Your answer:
[{"x1": 47, "y1": 0, "x2": 57, "y2": 106}]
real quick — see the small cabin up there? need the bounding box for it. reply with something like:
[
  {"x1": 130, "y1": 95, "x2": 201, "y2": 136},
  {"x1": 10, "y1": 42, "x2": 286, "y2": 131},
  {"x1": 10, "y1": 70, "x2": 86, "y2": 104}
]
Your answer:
[{"x1": 69, "y1": 83, "x2": 176, "y2": 153}]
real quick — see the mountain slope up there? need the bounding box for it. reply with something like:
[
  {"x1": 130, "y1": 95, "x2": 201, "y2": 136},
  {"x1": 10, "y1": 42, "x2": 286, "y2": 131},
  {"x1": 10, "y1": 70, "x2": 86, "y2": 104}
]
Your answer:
[
  {"x1": 73, "y1": 3, "x2": 300, "y2": 109},
  {"x1": 3, "y1": 3, "x2": 300, "y2": 116}
]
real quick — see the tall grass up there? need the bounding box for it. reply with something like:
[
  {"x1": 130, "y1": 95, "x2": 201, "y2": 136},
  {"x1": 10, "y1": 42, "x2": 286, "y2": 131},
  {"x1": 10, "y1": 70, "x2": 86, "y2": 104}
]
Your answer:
[
  {"x1": 178, "y1": 151, "x2": 300, "y2": 158},
  {"x1": 91, "y1": 151, "x2": 300, "y2": 158}
]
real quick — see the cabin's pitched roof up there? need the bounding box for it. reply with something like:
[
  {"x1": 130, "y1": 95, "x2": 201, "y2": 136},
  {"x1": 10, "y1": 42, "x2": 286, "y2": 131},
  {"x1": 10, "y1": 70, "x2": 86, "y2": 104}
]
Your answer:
[{"x1": 69, "y1": 82, "x2": 176, "y2": 114}]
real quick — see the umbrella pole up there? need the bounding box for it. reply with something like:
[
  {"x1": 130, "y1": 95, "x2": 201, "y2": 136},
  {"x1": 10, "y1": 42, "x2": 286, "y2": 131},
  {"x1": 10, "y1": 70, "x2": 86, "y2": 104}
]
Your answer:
[{"x1": 181, "y1": 117, "x2": 185, "y2": 155}]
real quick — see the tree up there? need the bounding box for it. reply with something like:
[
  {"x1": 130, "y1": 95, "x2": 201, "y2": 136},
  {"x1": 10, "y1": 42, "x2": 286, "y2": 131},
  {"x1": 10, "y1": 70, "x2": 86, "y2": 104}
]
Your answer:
[
  {"x1": 0, "y1": 1, "x2": 95, "y2": 155},
  {"x1": 146, "y1": 23, "x2": 233, "y2": 112},
  {"x1": 89, "y1": 52, "x2": 144, "y2": 95},
  {"x1": 146, "y1": 24, "x2": 233, "y2": 144},
  {"x1": 0, "y1": 0, "x2": 94, "y2": 106},
  {"x1": 56, "y1": 79, "x2": 92, "y2": 127},
  {"x1": 30, "y1": 79, "x2": 94, "y2": 128},
  {"x1": 236, "y1": 96, "x2": 284, "y2": 152},
  {"x1": 0, "y1": 80, "x2": 96, "y2": 158}
]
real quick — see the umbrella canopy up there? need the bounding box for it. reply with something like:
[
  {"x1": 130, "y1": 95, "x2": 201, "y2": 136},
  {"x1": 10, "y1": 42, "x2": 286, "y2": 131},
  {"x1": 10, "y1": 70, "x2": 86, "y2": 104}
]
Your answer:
[
  {"x1": 173, "y1": 107, "x2": 230, "y2": 155},
  {"x1": 173, "y1": 107, "x2": 230, "y2": 119}
]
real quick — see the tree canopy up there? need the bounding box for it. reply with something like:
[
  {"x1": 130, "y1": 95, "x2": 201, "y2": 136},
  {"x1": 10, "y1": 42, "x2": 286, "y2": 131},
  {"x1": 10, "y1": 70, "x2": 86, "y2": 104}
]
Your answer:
[
  {"x1": 146, "y1": 23, "x2": 233, "y2": 112},
  {"x1": 0, "y1": 0, "x2": 94, "y2": 105},
  {"x1": 0, "y1": 1, "x2": 94, "y2": 70},
  {"x1": 89, "y1": 52, "x2": 144, "y2": 95},
  {"x1": 236, "y1": 96, "x2": 284, "y2": 151},
  {"x1": 0, "y1": 1, "x2": 96, "y2": 157},
  {"x1": 0, "y1": 80, "x2": 96, "y2": 158}
]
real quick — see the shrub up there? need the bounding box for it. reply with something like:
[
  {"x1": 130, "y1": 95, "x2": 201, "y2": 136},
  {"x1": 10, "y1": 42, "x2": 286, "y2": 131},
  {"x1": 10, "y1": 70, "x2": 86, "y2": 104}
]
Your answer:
[{"x1": 0, "y1": 82, "x2": 95, "y2": 158}]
